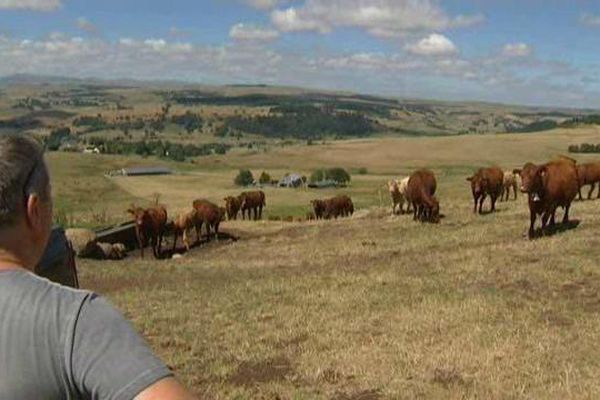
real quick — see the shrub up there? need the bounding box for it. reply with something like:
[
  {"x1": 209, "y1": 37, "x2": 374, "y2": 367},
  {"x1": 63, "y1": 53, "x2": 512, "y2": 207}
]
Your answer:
[
  {"x1": 46, "y1": 127, "x2": 72, "y2": 151},
  {"x1": 259, "y1": 171, "x2": 271, "y2": 184},
  {"x1": 234, "y1": 169, "x2": 254, "y2": 186},
  {"x1": 309, "y1": 167, "x2": 351, "y2": 184}
]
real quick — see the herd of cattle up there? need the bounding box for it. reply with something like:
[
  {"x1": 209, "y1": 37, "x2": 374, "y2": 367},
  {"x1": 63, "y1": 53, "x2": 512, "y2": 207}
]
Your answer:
[{"x1": 125, "y1": 157, "x2": 600, "y2": 259}]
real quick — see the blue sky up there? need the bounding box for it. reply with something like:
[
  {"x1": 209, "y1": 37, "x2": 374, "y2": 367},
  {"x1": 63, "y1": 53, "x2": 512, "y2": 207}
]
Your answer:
[{"x1": 0, "y1": 0, "x2": 599, "y2": 108}]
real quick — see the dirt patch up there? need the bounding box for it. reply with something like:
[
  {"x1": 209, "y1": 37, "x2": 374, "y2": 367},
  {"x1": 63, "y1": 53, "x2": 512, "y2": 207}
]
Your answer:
[
  {"x1": 228, "y1": 356, "x2": 293, "y2": 387},
  {"x1": 540, "y1": 310, "x2": 573, "y2": 327},
  {"x1": 275, "y1": 334, "x2": 309, "y2": 351},
  {"x1": 331, "y1": 389, "x2": 381, "y2": 400}
]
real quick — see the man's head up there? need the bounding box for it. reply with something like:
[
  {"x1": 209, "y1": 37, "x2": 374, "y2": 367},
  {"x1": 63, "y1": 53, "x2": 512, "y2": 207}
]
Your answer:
[{"x1": 0, "y1": 135, "x2": 52, "y2": 270}]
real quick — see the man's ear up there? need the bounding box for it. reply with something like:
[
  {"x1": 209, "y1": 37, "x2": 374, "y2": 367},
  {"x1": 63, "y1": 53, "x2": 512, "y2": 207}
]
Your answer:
[{"x1": 25, "y1": 194, "x2": 42, "y2": 230}]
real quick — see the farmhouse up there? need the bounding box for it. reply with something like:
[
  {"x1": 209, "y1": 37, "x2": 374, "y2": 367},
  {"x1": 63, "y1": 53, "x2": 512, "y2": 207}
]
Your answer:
[{"x1": 278, "y1": 173, "x2": 304, "y2": 188}]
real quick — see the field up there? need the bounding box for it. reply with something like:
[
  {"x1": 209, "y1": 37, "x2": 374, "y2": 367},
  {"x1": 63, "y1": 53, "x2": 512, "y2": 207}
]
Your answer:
[{"x1": 47, "y1": 125, "x2": 600, "y2": 399}]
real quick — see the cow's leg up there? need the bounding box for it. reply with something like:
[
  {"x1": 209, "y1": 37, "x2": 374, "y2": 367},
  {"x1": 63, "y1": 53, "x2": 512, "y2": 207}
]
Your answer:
[
  {"x1": 413, "y1": 203, "x2": 418, "y2": 221},
  {"x1": 259, "y1": 205, "x2": 263, "y2": 220},
  {"x1": 214, "y1": 222, "x2": 220, "y2": 241},
  {"x1": 597, "y1": 182, "x2": 600, "y2": 199},
  {"x1": 478, "y1": 195, "x2": 486, "y2": 214},
  {"x1": 491, "y1": 194, "x2": 498, "y2": 212},
  {"x1": 589, "y1": 183, "x2": 595, "y2": 200},
  {"x1": 563, "y1": 203, "x2": 571, "y2": 224},
  {"x1": 541, "y1": 212, "x2": 550, "y2": 234},
  {"x1": 528, "y1": 210, "x2": 537, "y2": 239},
  {"x1": 578, "y1": 186, "x2": 583, "y2": 201},
  {"x1": 172, "y1": 230, "x2": 179, "y2": 253},
  {"x1": 473, "y1": 195, "x2": 478, "y2": 213}
]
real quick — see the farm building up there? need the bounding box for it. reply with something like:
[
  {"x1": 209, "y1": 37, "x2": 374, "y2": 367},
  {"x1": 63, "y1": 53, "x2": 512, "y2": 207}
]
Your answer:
[
  {"x1": 108, "y1": 166, "x2": 173, "y2": 177},
  {"x1": 278, "y1": 173, "x2": 304, "y2": 188}
]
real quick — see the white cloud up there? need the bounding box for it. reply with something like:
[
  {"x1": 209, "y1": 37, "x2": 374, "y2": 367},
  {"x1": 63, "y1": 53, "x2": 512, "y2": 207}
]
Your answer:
[
  {"x1": 581, "y1": 13, "x2": 600, "y2": 27},
  {"x1": 406, "y1": 33, "x2": 457, "y2": 56},
  {"x1": 229, "y1": 23, "x2": 280, "y2": 42},
  {"x1": 76, "y1": 17, "x2": 97, "y2": 34},
  {"x1": 502, "y1": 43, "x2": 532, "y2": 57},
  {"x1": 244, "y1": 0, "x2": 281, "y2": 10},
  {"x1": 271, "y1": 0, "x2": 484, "y2": 37},
  {"x1": 0, "y1": 0, "x2": 60, "y2": 11}
]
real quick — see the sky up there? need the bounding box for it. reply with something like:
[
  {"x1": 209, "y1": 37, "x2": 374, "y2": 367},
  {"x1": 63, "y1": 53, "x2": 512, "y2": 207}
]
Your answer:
[{"x1": 0, "y1": 0, "x2": 600, "y2": 108}]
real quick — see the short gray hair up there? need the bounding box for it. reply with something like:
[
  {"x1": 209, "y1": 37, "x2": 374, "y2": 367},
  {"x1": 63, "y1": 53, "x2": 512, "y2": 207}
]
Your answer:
[{"x1": 0, "y1": 135, "x2": 50, "y2": 227}]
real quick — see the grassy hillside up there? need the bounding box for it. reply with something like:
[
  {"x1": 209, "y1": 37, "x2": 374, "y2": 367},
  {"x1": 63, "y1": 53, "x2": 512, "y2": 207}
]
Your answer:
[{"x1": 49, "y1": 126, "x2": 600, "y2": 398}]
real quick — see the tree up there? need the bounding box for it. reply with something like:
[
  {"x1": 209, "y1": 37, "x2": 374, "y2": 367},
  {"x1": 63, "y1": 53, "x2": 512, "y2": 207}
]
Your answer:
[
  {"x1": 259, "y1": 171, "x2": 271, "y2": 184},
  {"x1": 234, "y1": 169, "x2": 254, "y2": 186},
  {"x1": 326, "y1": 167, "x2": 351, "y2": 184},
  {"x1": 46, "y1": 127, "x2": 71, "y2": 151}
]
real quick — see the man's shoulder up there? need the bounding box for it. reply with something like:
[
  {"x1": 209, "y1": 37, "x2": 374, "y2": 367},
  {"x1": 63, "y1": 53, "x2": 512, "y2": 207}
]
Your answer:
[{"x1": 0, "y1": 269, "x2": 93, "y2": 321}]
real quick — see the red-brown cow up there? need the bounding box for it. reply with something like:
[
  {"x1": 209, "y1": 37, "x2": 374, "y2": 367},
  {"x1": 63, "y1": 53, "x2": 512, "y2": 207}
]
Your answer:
[
  {"x1": 127, "y1": 204, "x2": 168, "y2": 259},
  {"x1": 322, "y1": 195, "x2": 354, "y2": 219},
  {"x1": 466, "y1": 167, "x2": 504, "y2": 214},
  {"x1": 192, "y1": 199, "x2": 226, "y2": 241},
  {"x1": 239, "y1": 191, "x2": 266, "y2": 220},
  {"x1": 224, "y1": 196, "x2": 242, "y2": 220},
  {"x1": 310, "y1": 199, "x2": 326, "y2": 220},
  {"x1": 406, "y1": 169, "x2": 440, "y2": 223},
  {"x1": 516, "y1": 159, "x2": 578, "y2": 238},
  {"x1": 577, "y1": 162, "x2": 600, "y2": 200}
]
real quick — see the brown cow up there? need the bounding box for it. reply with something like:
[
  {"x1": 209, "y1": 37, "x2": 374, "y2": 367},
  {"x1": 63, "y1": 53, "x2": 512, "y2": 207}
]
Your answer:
[
  {"x1": 466, "y1": 167, "x2": 504, "y2": 214},
  {"x1": 406, "y1": 169, "x2": 440, "y2": 223},
  {"x1": 127, "y1": 204, "x2": 168, "y2": 259},
  {"x1": 517, "y1": 159, "x2": 578, "y2": 238},
  {"x1": 172, "y1": 209, "x2": 198, "y2": 252},
  {"x1": 192, "y1": 199, "x2": 226, "y2": 241},
  {"x1": 239, "y1": 191, "x2": 266, "y2": 220},
  {"x1": 322, "y1": 195, "x2": 354, "y2": 219},
  {"x1": 224, "y1": 196, "x2": 242, "y2": 220},
  {"x1": 502, "y1": 171, "x2": 519, "y2": 201},
  {"x1": 576, "y1": 162, "x2": 600, "y2": 200}
]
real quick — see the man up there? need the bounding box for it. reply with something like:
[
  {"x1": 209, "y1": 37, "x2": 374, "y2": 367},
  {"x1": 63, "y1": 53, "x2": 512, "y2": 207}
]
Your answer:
[{"x1": 0, "y1": 135, "x2": 196, "y2": 400}]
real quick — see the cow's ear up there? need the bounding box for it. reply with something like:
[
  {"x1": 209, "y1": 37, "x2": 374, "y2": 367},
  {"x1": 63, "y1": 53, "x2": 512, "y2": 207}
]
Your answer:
[
  {"x1": 466, "y1": 177, "x2": 473, "y2": 182},
  {"x1": 512, "y1": 169, "x2": 521, "y2": 175}
]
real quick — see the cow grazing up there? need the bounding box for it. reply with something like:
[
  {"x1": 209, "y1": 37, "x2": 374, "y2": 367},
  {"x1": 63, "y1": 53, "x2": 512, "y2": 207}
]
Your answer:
[
  {"x1": 192, "y1": 199, "x2": 226, "y2": 241},
  {"x1": 224, "y1": 196, "x2": 242, "y2": 220},
  {"x1": 127, "y1": 204, "x2": 168, "y2": 259},
  {"x1": 306, "y1": 211, "x2": 316, "y2": 221},
  {"x1": 239, "y1": 191, "x2": 266, "y2": 220},
  {"x1": 172, "y1": 209, "x2": 198, "y2": 252},
  {"x1": 406, "y1": 169, "x2": 440, "y2": 223},
  {"x1": 387, "y1": 177, "x2": 411, "y2": 214},
  {"x1": 502, "y1": 171, "x2": 519, "y2": 201},
  {"x1": 517, "y1": 159, "x2": 578, "y2": 238},
  {"x1": 466, "y1": 167, "x2": 504, "y2": 214},
  {"x1": 576, "y1": 162, "x2": 600, "y2": 200}
]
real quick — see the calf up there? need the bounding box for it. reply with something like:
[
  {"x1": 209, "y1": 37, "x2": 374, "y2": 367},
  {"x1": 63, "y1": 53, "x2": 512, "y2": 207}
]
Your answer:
[
  {"x1": 517, "y1": 159, "x2": 578, "y2": 238},
  {"x1": 127, "y1": 204, "x2": 168, "y2": 259},
  {"x1": 406, "y1": 169, "x2": 440, "y2": 223},
  {"x1": 466, "y1": 167, "x2": 504, "y2": 214},
  {"x1": 577, "y1": 162, "x2": 600, "y2": 200},
  {"x1": 172, "y1": 209, "x2": 198, "y2": 252},
  {"x1": 502, "y1": 171, "x2": 519, "y2": 201},
  {"x1": 193, "y1": 199, "x2": 226, "y2": 241},
  {"x1": 239, "y1": 190, "x2": 266, "y2": 220},
  {"x1": 224, "y1": 196, "x2": 242, "y2": 220}
]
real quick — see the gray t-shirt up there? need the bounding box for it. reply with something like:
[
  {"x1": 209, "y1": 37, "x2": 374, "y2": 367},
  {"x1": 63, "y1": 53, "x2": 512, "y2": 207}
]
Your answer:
[{"x1": 0, "y1": 269, "x2": 173, "y2": 399}]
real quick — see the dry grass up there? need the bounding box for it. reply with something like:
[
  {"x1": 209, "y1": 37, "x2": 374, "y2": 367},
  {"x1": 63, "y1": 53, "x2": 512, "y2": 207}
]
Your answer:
[{"x1": 60, "y1": 127, "x2": 600, "y2": 399}]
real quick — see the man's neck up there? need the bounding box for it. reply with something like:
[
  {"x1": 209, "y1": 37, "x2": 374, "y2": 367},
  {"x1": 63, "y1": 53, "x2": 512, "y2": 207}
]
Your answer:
[
  {"x1": 0, "y1": 229, "x2": 31, "y2": 272},
  {"x1": 0, "y1": 253, "x2": 27, "y2": 272}
]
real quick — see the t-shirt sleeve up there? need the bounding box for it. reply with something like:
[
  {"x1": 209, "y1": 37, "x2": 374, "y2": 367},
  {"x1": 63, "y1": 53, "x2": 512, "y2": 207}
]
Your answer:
[{"x1": 67, "y1": 293, "x2": 173, "y2": 400}]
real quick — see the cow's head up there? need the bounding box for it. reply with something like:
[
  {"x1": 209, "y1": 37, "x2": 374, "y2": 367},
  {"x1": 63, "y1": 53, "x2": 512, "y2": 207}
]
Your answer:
[
  {"x1": 127, "y1": 205, "x2": 147, "y2": 227},
  {"x1": 516, "y1": 163, "x2": 538, "y2": 193},
  {"x1": 518, "y1": 163, "x2": 546, "y2": 202},
  {"x1": 387, "y1": 180, "x2": 399, "y2": 192},
  {"x1": 223, "y1": 196, "x2": 237, "y2": 208},
  {"x1": 466, "y1": 173, "x2": 486, "y2": 197}
]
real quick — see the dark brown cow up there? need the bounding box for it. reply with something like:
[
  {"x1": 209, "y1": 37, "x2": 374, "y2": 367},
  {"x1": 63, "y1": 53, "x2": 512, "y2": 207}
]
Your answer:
[
  {"x1": 322, "y1": 195, "x2": 354, "y2": 219},
  {"x1": 192, "y1": 199, "x2": 226, "y2": 241},
  {"x1": 239, "y1": 191, "x2": 266, "y2": 220},
  {"x1": 406, "y1": 169, "x2": 440, "y2": 223},
  {"x1": 127, "y1": 204, "x2": 168, "y2": 259},
  {"x1": 517, "y1": 159, "x2": 578, "y2": 238},
  {"x1": 223, "y1": 196, "x2": 242, "y2": 220},
  {"x1": 466, "y1": 167, "x2": 504, "y2": 214},
  {"x1": 577, "y1": 162, "x2": 600, "y2": 200}
]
